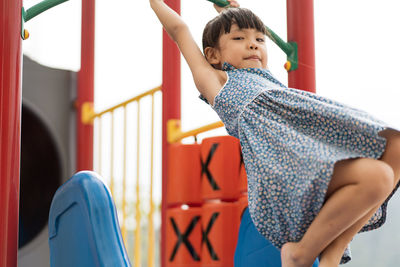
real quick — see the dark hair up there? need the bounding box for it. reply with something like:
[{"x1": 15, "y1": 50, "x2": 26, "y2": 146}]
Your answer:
[{"x1": 202, "y1": 8, "x2": 270, "y2": 53}]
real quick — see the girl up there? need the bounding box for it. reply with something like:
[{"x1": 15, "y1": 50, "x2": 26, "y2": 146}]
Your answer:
[{"x1": 149, "y1": 0, "x2": 400, "y2": 266}]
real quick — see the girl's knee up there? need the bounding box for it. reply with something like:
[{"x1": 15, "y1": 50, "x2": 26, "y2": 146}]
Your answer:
[
  {"x1": 328, "y1": 158, "x2": 394, "y2": 200},
  {"x1": 362, "y1": 160, "x2": 394, "y2": 199}
]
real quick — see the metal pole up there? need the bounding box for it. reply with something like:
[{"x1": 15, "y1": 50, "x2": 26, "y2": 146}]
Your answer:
[
  {"x1": 287, "y1": 0, "x2": 316, "y2": 93},
  {"x1": 77, "y1": 0, "x2": 95, "y2": 170},
  {"x1": 0, "y1": 0, "x2": 23, "y2": 266},
  {"x1": 162, "y1": 0, "x2": 181, "y2": 266}
]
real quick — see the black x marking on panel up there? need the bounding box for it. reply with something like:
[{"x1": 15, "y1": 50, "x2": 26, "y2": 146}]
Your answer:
[
  {"x1": 169, "y1": 216, "x2": 201, "y2": 262},
  {"x1": 202, "y1": 212, "x2": 220, "y2": 261},
  {"x1": 201, "y1": 143, "x2": 220, "y2": 190}
]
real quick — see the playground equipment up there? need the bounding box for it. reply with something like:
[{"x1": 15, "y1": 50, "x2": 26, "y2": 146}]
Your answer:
[
  {"x1": 1, "y1": 1, "x2": 79, "y2": 266},
  {"x1": 18, "y1": 56, "x2": 76, "y2": 267},
  {"x1": 20, "y1": 0, "x2": 70, "y2": 40},
  {"x1": 84, "y1": 86, "x2": 161, "y2": 267},
  {"x1": 1, "y1": 0, "x2": 93, "y2": 265},
  {"x1": 165, "y1": 136, "x2": 247, "y2": 267},
  {"x1": 48, "y1": 171, "x2": 131, "y2": 267},
  {"x1": 0, "y1": 0, "x2": 316, "y2": 266}
]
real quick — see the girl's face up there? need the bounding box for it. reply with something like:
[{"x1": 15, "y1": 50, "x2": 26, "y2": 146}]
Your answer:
[{"x1": 207, "y1": 24, "x2": 268, "y2": 70}]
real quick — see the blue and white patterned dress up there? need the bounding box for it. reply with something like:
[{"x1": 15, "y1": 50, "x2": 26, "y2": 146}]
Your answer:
[{"x1": 200, "y1": 63, "x2": 399, "y2": 263}]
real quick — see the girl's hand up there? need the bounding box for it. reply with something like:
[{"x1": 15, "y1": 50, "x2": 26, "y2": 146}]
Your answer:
[{"x1": 213, "y1": 0, "x2": 240, "y2": 13}]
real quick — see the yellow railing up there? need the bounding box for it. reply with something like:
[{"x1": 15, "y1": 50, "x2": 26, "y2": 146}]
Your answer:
[
  {"x1": 167, "y1": 119, "x2": 224, "y2": 144},
  {"x1": 82, "y1": 86, "x2": 161, "y2": 267},
  {"x1": 82, "y1": 84, "x2": 225, "y2": 266}
]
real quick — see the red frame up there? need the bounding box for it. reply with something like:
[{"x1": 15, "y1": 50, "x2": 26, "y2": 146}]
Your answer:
[
  {"x1": 0, "y1": 0, "x2": 23, "y2": 266},
  {"x1": 161, "y1": 1, "x2": 181, "y2": 266},
  {"x1": 287, "y1": 0, "x2": 316, "y2": 93},
  {"x1": 77, "y1": 0, "x2": 95, "y2": 171}
]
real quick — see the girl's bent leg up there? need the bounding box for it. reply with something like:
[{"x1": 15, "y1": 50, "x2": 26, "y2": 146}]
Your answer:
[
  {"x1": 281, "y1": 158, "x2": 394, "y2": 267},
  {"x1": 318, "y1": 203, "x2": 381, "y2": 267},
  {"x1": 318, "y1": 129, "x2": 400, "y2": 266}
]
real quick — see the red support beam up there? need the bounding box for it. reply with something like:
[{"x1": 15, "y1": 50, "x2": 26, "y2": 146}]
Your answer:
[
  {"x1": 161, "y1": 0, "x2": 181, "y2": 266},
  {"x1": 287, "y1": 0, "x2": 316, "y2": 93},
  {"x1": 0, "y1": 0, "x2": 23, "y2": 266},
  {"x1": 77, "y1": 0, "x2": 95, "y2": 171}
]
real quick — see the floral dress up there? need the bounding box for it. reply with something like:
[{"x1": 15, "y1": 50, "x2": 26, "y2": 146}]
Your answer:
[{"x1": 200, "y1": 63, "x2": 399, "y2": 263}]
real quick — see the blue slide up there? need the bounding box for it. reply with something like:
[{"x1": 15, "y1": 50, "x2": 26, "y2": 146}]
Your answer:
[{"x1": 48, "y1": 171, "x2": 131, "y2": 267}]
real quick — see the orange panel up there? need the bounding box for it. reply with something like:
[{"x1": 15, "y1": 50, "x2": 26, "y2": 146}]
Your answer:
[
  {"x1": 201, "y1": 202, "x2": 241, "y2": 267},
  {"x1": 201, "y1": 136, "x2": 241, "y2": 201},
  {"x1": 166, "y1": 207, "x2": 202, "y2": 267},
  {"x1": 168, "y1": 144, "x2": 202, "y2": 206}
]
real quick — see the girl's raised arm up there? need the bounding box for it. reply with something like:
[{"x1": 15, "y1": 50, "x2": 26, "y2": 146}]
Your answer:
[{"x1": 149, "y1": 0, "x2": 226, "y2": 105}]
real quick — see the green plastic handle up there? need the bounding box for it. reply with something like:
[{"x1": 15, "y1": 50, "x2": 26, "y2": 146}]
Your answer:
[
  {"x1": 21, "y1": 0, "x2": 70, "y2": 39},
  {"x1": 265, "y1": 26, "x2": 298, "y2": 71},
  {"x1": 207, "y1": 0, "x2": 230, "y2": 7},
  {"x1": 24, "y1": 0, "x2": 69, "y2": 22}
]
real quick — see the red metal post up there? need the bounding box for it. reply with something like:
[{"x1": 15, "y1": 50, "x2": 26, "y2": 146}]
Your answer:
[
  {"x1": 161, "y1": 0, "x2": 181, "y2": 266},
  {"x1": 77, "y1": 0, "x2": 95, "y2": 171},
  {"x1": 0, "y1": 0, "x2": 23, "y2": 266},
  {"x1": 287, "y1": 0, "x2": 316, "y2": 93}
]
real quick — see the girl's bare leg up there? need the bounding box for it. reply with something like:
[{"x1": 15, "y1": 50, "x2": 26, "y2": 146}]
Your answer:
[
  {"x1": 317, "y1": 203, "x2": 381, "y2": 267},
  {"x1": 281, "y1": 158, "x2": 395, "y2": 267},
  {"x1": 318, "y1": 129, "x2": 400, "y2": 266}
]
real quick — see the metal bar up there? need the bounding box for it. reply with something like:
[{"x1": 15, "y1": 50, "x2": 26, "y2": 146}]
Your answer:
[
  {"x1": 148, "y1": 95, "x2": 155, "y2": 267},
  {"x1": 287, "y1": 0, "x2": 316, "y2": 92},
  {"x1": 134, "y1": 102, "x2": 141, "y2": 267},
  {"x1": 0, "y1": 1, "x2": 23, "y2": 266},
  {"x1": 110, "y1": 112, "x2": 115, "y2": 196},
  {"x1": 122, "y1": 106, "x2": 127, "y2": 244},
  {"x1": 161, "y1": 1, "x2": 181, "y2": 266}
]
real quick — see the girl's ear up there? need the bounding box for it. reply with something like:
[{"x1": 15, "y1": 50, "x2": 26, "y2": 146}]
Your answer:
[{"x1": 204, "y1": 47, "x2": 221, "y2": 65}]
